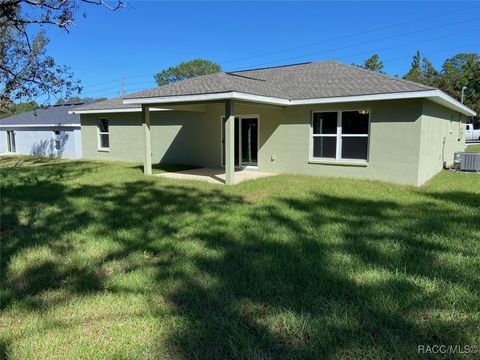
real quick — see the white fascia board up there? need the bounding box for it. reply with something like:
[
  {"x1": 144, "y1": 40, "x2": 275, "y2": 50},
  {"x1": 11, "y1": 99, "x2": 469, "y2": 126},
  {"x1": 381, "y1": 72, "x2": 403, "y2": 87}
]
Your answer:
[
  {"x1": 0, "y1": 124, "x2": 80, "y2": 128},
  {"x1": 68, "y1": 107, "x2": 172, "y2": 115},
  {"x1": 123, "y1": 92, "x2": 290, "y2": 106},
  {"x1": 117, "y1": 89, "x2": 476, "y2": 117},
  {"x1": 430, "y1": 90, "x2": 476, "y2": 116},
  {"x1": 291, "y1": 90, "x2": 475, "y2": 116},
  {"x1": 289, "y1": 90, "x2": 435, "y2": 105},
  {"x1": 68, "y1": 108, "x2": 141, "y2": 114}
]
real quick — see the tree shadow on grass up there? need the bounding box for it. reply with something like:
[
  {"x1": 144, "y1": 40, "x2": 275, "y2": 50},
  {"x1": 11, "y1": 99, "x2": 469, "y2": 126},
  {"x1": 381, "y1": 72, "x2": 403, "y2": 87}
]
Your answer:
[
  {"x1": 159, "y1": 193, "x2": 479, "y2": 358},
  {"x1": 0, "y1": 339, "x2": 9, "y2": 360},
  {"x1": 423, "y1": 190, "x2": 480, "y2": 211},
  {"x1": 1, "y1": 161, "x2": 479, "y2": 359},
  {"x1": 0, "y1": 160, "x2": 99, "y2": 309},
  {"x1": 131, "y1": 163, "x2": 202, "y2": 174}
]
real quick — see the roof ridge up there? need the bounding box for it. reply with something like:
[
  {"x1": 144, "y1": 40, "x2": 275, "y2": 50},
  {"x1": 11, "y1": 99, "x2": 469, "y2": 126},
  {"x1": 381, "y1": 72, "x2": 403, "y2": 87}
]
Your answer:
[
  {"x1": 223, "y1": 72, "x2": 290, "y2": 98},
  {"x1": 326, "y1": 60, "x2": 435, "y2": 90},
  {"x1": 230, "y1": 61, "x2": 313, "y2": 73},
  {"x1": 225, "y1": 72, "x2": 268, "y2": 82}
]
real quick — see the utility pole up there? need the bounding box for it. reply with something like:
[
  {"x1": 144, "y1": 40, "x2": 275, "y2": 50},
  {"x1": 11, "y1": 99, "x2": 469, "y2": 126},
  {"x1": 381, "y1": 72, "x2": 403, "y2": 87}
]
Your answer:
[
  {"x1": 120, "y1": 77, "x2": 125, "y2": 96},
  {"x1": 461, "y1": 86, "x2": 467, "y2": 104}
]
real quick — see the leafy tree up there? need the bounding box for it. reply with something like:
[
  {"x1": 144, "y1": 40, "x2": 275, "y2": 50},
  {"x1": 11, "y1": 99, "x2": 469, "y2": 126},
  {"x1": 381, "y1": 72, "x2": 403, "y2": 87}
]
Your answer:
[
  {"x1": 403, "y1": 52, "x2": 479, "y2": 118},
  {"x1": 403, "y1": 50, "x2": 423, "y2": 83},
  {"x1": 403, "y1": 50, "x2": 439, "y2": 87},
  {"x1": 55, "y1": 96, "x2": 107, "y2": 105},
  {"x1": 0, "y1": 0, "x2": 125, "y2": 112},
  {"x1": 0, "y1": 101, "x2": 38, "y2": 118},
  {"x1": 361, "y1": 54, "x2": 384, "y2": 73},
  {"x1": 437, "y1": 53, "x2": 480, "y2": 118},
  {"x1": 154, "y1": 59, "x2": 221, "y2": 86},
  {"x1": 56, "y1": 97, "x2": 82, "y2": 105},
  {"x1": 419, "y1": 58, "x2": 439, "y2": 87}
]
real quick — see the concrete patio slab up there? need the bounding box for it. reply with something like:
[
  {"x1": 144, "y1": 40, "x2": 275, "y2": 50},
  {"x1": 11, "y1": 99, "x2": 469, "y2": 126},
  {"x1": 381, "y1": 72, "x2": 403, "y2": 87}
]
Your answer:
[{"x1": 155, "y1": 167, "x2": 276, "y2": 184}]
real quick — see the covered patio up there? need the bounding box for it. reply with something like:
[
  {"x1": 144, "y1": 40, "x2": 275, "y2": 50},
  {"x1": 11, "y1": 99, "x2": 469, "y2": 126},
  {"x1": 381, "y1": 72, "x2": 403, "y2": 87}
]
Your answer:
[
  {"x1": 155, "y1": 167, "x2": 276, "y2": 185},
  {"x1": 137, "y1": 99, "x2": 268, "y2": 185}
]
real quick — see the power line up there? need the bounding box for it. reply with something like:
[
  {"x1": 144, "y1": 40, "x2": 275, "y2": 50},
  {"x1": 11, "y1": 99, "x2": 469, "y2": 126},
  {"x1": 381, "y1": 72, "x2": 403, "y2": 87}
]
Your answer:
[
  {"x1": 312, "y1": 31, "x2": 479, "y2": 66},
  {"x1": 78, "y1": 23, "x2": 478, "y2": 97},
  {"x1": 382, "y1": 44, "x2": 480, "y2": 65},
  {"x1": 77, "y1": 42, "x2": 478, "y2": 100},
  {"x1": 81, "y1": 74, "x2": 154, "y2": 89},
  {"x1": 76, "y1": 16, "x2": 479, "y2": 98},
  {"x1": 218, "y1": 4, "x2": 480, "y2": 66},
  {"x1": 225, "y1": 19, "x2": 479, "y2": 71},
  {"x1": 79, "y1": 79, "x2": 156, "y2": 97},
  {"x1": 80, "y1": 78, "x2": 120, "y2": 89},
  {"x1": 120, "y1": 77, "x2": 126, "y2": 96},
  {"x1": 78, "y1": 7, "x2": 479, "y2": 89}
]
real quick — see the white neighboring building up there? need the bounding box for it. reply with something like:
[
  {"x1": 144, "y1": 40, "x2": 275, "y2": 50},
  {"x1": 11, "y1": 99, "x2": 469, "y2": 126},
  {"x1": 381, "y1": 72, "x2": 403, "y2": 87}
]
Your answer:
[{"x1": 0, "y1": 103, "x2": 83, "y2": 159}]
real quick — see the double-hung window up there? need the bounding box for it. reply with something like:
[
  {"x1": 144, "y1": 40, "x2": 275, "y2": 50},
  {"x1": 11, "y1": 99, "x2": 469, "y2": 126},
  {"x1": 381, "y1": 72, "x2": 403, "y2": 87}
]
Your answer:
[
  {"x1": 311, "y1": 110, "x2": 370, "y2": 162},
  {"x1": 98, "y1": 118, "x2": 109, "y2": 151}
]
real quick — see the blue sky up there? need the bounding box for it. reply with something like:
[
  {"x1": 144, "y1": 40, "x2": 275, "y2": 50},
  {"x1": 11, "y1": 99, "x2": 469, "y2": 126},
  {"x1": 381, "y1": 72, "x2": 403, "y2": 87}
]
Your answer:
[{"x1": 42, "y1": 1, "x2": 480, "y2": 101}]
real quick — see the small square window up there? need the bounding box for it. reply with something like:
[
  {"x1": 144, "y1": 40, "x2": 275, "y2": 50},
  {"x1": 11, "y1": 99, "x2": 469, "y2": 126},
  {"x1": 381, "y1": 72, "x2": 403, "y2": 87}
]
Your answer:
[
  {"x1": 313, "y1": 112, "x2": 337, "y2": 134},
  {"x1": 342, "y1": 111, "x2": 369, "y2": 134},
  {"x1": 313, "y1": 137, "x2": 336, "y2": 158},
  {"x1": 342, "y1": 137, "x2": 368, "y2": 160}
]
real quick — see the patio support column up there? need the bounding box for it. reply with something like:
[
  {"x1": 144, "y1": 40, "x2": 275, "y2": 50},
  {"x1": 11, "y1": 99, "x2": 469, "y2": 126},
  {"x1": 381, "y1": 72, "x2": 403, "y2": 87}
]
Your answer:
[
  {"x1": 142, "y1": 105, "x2": 152, "y2": 175},
  {"x1": 225, "y1": 100, "x2": 235, "y2": 185}
]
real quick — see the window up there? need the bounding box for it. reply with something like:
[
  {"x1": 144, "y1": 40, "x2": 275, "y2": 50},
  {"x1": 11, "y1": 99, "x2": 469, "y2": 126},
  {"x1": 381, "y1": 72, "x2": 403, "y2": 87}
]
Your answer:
[
  {"x1": 312, "y1": 112, "x2": 337, "y2": 159},
  {"x1": 98, "y1": 119, "x2": 109, "y2": 150},
  {"x1": 6, "y1": 131, "x2": 16, "y2": 153},
  {"x1": 53, "y1": 130, "x2": 62, "y2": 150},
  {"x1": 311, "y1": 110, "x2": 370, "y2": 162}
]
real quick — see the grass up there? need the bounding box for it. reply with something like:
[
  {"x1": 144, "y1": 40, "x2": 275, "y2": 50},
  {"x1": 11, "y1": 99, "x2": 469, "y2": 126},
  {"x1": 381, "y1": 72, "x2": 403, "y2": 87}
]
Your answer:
[
  {"x1": 0, "y1": 155, "x2": 479, "y2": 359},
  {"x1": 465, "y1": 144, "x2": 480, "y2": 153}
]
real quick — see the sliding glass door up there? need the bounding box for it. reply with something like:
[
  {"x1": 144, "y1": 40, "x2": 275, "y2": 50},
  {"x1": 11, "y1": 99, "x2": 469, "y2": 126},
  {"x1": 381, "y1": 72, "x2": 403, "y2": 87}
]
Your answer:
[
  {"x1": 240, "y1": 118, "x2": 258, "y2": 166},
  {"x1": 221, "y1": 116, "x2": 258, "y2": 167}
]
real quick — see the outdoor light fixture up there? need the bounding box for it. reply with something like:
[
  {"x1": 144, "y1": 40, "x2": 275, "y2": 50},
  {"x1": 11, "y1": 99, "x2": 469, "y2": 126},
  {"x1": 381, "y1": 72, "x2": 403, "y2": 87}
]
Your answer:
[{"x1": 358, "y1": 110, "x2": 369, "y2": 115}]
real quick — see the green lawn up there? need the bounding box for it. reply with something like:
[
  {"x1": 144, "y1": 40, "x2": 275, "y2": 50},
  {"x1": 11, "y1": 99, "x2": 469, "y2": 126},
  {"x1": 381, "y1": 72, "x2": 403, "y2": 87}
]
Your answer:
[
  {"x1": 466, "y1": 144, "x2": 480, "y2": 153},
  {"x1": 1, "y1": 156, "x2": 479, "y2": 359}
]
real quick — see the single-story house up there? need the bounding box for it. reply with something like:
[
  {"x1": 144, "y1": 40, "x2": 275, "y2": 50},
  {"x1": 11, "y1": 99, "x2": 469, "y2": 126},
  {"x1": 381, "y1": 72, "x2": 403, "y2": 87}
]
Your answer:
[
  {"x1": 0, "y1": 103, "x2": 83, "y2": 159},
  {"x1": 70, "y1": 60, "x2": 476, "y2": 186}
]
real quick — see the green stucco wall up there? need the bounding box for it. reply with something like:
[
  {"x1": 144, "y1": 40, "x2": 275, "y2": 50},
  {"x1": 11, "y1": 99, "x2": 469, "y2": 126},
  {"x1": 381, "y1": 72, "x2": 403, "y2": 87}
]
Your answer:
[
  {"x1": 81, "y1": 110, "x2": 218, "y2": 166},
  {"x1": 81, "y1": 112, "x2": 144, "y2": 162},
  {"x1": 151, "y1": 110, "x2": 219, "y2": 167},
  {"x1": 417, "y1": 100, "x2": 466, "y2": 185},
  {"x1": 80, "y1": 98, "x2": 463, "y2": 186},
  {"x1": 198, "y1": 100, "x2": 423, "y2": 185},
  {"x1": 270, "y1": 100, "x2": 421, "y2": 185}
]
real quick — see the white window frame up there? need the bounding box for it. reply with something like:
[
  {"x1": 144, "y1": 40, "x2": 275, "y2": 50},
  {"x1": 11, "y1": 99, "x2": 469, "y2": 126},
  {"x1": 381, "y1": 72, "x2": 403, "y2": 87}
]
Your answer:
[
  {"x1": 97, "y1": 118, "x2": 110, "y2": 152},
  {"x1": 310, "y1": 109, "x2": 370, "y2": 164},
  {"x1": 6, "y1": 130, "x2": 16, "y2": 153}
]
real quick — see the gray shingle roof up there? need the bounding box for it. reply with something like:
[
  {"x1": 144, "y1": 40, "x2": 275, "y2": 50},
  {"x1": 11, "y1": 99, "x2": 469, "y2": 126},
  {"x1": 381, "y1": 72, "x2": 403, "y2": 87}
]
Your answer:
[
  {"x1": 70, "y1": 96, "x2": 141, "y2": 112},
  {"x1": 126, "y1": 72, "x2": 290, "y2": 99},
  {"x1": 0, "y1": 103, "x2": 83, "y2": 126},
  {"x1": 73, "y1": 60, "x2": 436, "y2": 112},
  {"x1": 231, "y1": 61, "x2": 434, "y2": 99}
]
